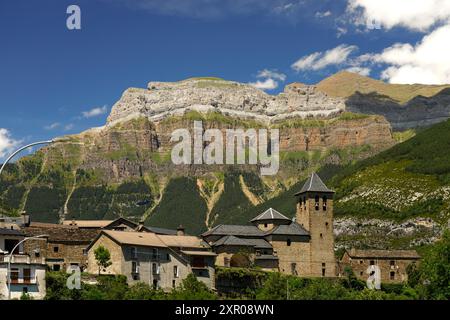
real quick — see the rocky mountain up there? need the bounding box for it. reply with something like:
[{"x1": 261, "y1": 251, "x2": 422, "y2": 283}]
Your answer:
[
  {"x1": 1, "y1": 74, "x2": 450, "y2": 250},
  {"x1": 317, "y1": 71, "x2": 450, "y2": 131},
  {"x1": 0, "y1": 77, "x2": 394, "y2": 235}
]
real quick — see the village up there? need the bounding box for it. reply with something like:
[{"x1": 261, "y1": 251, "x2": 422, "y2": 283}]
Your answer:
[{"x1": 0, "y1": 173, "x2": 420, "y2": 300}]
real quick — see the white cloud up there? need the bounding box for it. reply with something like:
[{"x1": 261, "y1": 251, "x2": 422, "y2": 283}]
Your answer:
[
  {"x1": 292, "y1": 45, "x2": 358, "y2": 72},
  {"x1": 372, "y1": 24, "x2": 450, "y2": 84},
  {"x1": 64, "y1": 124, "x2": 75, "y2": 131},
  {"x1": 346, "y1": 66, "x2": 371, "y2": 76},
  {"x1": 249, "y1": 69, "x2": 287, "y2": 91},
  {"x1": 82, "y1": 105, "x2": 108, "y2": 118},
  {"x1": 44, "y1": 122, "x2": 61, "y2": 130},
  {"x1": 249, "y1": 78, "x2": 279, "y2": 91},
  {"x1": 257, "y1": 69, "x2": 287, "y2": 82},
  {"x1": 315, "y1": 11, "x2": 332, "y2": 18},
  {"x1": 0, "y1": 129, "x2": 21, "y2": 159},
  {"x1": 348, "y1": 0, "x2": 450, "y2": 31}
]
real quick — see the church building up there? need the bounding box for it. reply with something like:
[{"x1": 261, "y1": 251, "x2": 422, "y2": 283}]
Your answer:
[{"x1": 201, "y1": 173, "x2": 336, "y2": 277}]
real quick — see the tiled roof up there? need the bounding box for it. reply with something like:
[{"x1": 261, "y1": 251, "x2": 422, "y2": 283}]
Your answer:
[
  {"x1": 103, "y1": 230, "x2": 167, "y2": 248},
  {"x1": 144, "y1": 226, "x2": 178, "y2": 235},
  {"x1": 158, "y1": 234, "x2": 208, "y2": 249},
  {"x1": 265, "y1": 222, "x2": 310, "y2": 236},
  {"x1": 295, "y1": 173, "x2": 334, "y2": 195},
  {"x1": 250, "y1": 208, "x2": 291, "y2": 223},
  {"x1": 24, "y1": 223, "x2": 99, "y2": 243},
  {"x1": 63, "y1": 220, "x2": 114, "y2": 228},
  {"x1": 202, "y1": 224, "x2": 265, "y2": 237},
  {"x1": 346, "y1": 249, "x2": 421, "y2": 259},
  {"x1": 101, "y1": 230, "x2": 209, "y2": 249}
]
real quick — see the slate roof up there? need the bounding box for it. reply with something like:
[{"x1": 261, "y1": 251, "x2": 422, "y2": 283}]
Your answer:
[
  {"x1": 144, "y1": 226, "x2": 178, "y2": 236},
  {"x1": 346, "y1": 249, "x2": 421, "y2": 259},
  {"x1": 242, "y1": 238, "x2": 273, "y2": 249},
  {"x1": 265, "y1": 222, "x2": 310, "y2": 236},
  {"x1": 202, "y1": 225, "x2": 265, "y2": 237},
  {"x1": 0, "y1": 228, "x2": 24, "y2": 237},
  {"x1": 212, "y1": 235, "x2": 253, "y2": 247},
  {"x1": 295, "y1": 172, "x2": 334, "y2": 195},
  {"x1": 250, "y1": 208, "x2": 291, "y2": 223}
]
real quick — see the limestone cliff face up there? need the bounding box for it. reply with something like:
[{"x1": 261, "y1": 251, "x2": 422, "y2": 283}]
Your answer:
[{"x1": 107, "y1": 78, "x2": 346, "y2": 126}]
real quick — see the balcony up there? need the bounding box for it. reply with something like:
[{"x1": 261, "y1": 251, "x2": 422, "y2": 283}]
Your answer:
[{"x1": 0, "y1": 254, "x2": 45, "y2": 265}]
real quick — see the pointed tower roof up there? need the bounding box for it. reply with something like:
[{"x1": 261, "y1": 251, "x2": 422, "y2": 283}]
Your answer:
[
  {"x1": 250, "y1": 208, "x2": 291, "y2": 223},
  {"x1": 295, "y1": 173, "x2": 334, "y2": 195}
]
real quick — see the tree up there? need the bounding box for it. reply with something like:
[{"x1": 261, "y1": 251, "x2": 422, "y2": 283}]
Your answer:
[
  {"x1": 169, "y1": 274, "x2": 217, "y2": 300},
  {"x1": 416, "y1": 230, "x2": 450, "y2": 299},
  {"x1": 94, "y1": 246, "x2": 112, "y2": 275}
]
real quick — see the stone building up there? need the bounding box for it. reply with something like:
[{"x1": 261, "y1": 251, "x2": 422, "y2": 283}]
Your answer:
[
  {"x1": 23, "y1": 222, "x2": 99, "y2": 272},
  {"x1": 0, "y1": 228, "x2": 46, "y2": 300},
  {"x1": 202, "y1": 172, "x2": 336, "y2": 277},
  {"x1": 339, "y1": 248, "x2": 421, "y2": 283},
  {"x1": 86, "y1": 230, "x2": 216, "y2": 290}
]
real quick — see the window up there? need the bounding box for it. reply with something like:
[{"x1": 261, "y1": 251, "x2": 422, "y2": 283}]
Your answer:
[
  {"x1": 359, "y1": 260, "x2": 363, "y2": 264},
  {"x1": 360, "y1": 271, "x2": 363, "y2": 276},
  {"x1": 153, "y1": 279, "x2": 158, "y2": 289},
  {"x1": 390, "y1": 260, "x2": 395, "y2": 266},
  {"x1": 370, "y1": 260, "x2": 375, "y2": 266},
  {"x1": 82, "y1": 249, "x2": 87, "y2": 256},
  {"x1": 34, "y1": 250, "x2": 40, "y2": 258},
  {"x1": 174, "y1": 266, "x2": 179, "y2": 278},
  {"x1": 130, "y1": 247, "x2": 137, "y2": 259},
  {"x1": 264, "y1": 223, "x2": 268, "y2": 228},
  {"x1": 152, "y1": 263, "x2": 160, "y2": 275},
  {"x1": 325, "y1": 222, "x2": 329, "y2": 228},
  {"x1": 166, "y1": 253, "x2": 170, "y2": 261},
  {"x1": 320, "y1": 233, "x2": 323, "y2": 238},
  {"x1": 287, "y1": 239, "x2": 292, "y2": 246},
  {"x1": 53, "y1": 264, "x2": 61, "y2": 271},
  {"x1": 10, "y1": 268, "x2": 19, "y2": 284},
  {"x1": 23, "y1": 268, "x2": 32, "y2": 284},
  {"x1": 291, "y1": 263, "x2": 297, "y2": 275},
  {"x1": 5, "y1": 239, "x2": 19, "y2": 254},
  {"x1": 132, "y1": 261, "x2": 139, "y2": 274},
  {"x1": 172, "y1": 280, "x2": 176, "y2": 288},
  {"x1": 315, "y1": 195, "x2": 320, "y2": 211},
  {"x1": 152, "y1": 248, "x2": 158, "y2": 260},
  {"x1": 390, "y1": 271, "x2": 395, "y2": 280},
  {"x1": 322, "y1": 196, "x2": 327, "y2": 211},
  {"x1": 53, "y1": 246, "x2": 59, "y2": 253},
  {"x1": 224, "y1": 257, "x2": 230, "y2": 267}
]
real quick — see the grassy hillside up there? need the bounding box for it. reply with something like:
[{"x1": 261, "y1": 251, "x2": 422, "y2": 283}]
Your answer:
[
  {"x1": 316, "y1": 71, "x2": 450, "y2": 104},
  {"x1": 329, "y1": 119, "x2": 450, "y2": 224}
]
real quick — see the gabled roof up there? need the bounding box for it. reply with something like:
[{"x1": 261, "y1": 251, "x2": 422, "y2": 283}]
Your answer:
[
  {"x1": 265, "y1": 222, "x2": 310, "y2": 236},
  {"x1": 346, "y1": 249, "x2": 421, "y2": 259},
  {"x1": 295, "y1": 172, "x2": 334, "y2": 195},
  {"x1": 158, "y1": 234, "x2": 208, "y2": 249},
  {"x1": 139, "y1": 225, "x2": 178, "y2": 235},
  {"x1": 0, "y1": 228, "x2": 24, "y2": 237},
  {"x1": 101, "y1": 230, "x2": 167, "y2": 248},
  {"x1": 63, "y1": 220, "x2": 114, "y2": 228},
  {"x1": 250, "y1": 208, "x2": 291, "y2": 223},
  {"x1": 211, "y1": 235, "x2": 254, "y2": 247},
  {"x1": 202, "y1": 224, "x2": 265, "y2": 237}
]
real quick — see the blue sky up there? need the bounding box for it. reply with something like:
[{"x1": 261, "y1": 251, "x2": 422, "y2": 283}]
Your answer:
[{"x1": 1, "y1": 0, "x2": 449, "y2": 160}]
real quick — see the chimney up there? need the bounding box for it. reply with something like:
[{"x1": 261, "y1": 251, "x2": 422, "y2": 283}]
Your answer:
[
  {"x1": 21, "y1": 211, "x2": 30, "y2": 227},
  {"x1": 177, "y1": 225, "x2": 185, "y2": 236}
]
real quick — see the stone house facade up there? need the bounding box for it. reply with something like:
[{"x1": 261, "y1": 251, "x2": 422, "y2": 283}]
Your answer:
[
  {"x1": 339, "y1": 248, "x2": 421, "y2": 283},
  {"x1": 202, "y1": 173, "x2": 337, "y2": 277},
  {"x1": 0, "y1": 228, "x2": 46, "y2": 300},
  {"x1": 86, "y1": 230, "x2": 216, "y2": 290}
]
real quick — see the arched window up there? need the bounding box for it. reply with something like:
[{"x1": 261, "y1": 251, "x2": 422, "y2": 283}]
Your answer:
[
  {"x1": 322, "y1": 196, "x2": 327, "y2": 211},
  {"x1": 315, "y1": 195, "x2": 320, "y2": 211},
  {"x1": 287, "y1": 239, "x2": 291, "y2": 246}
]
